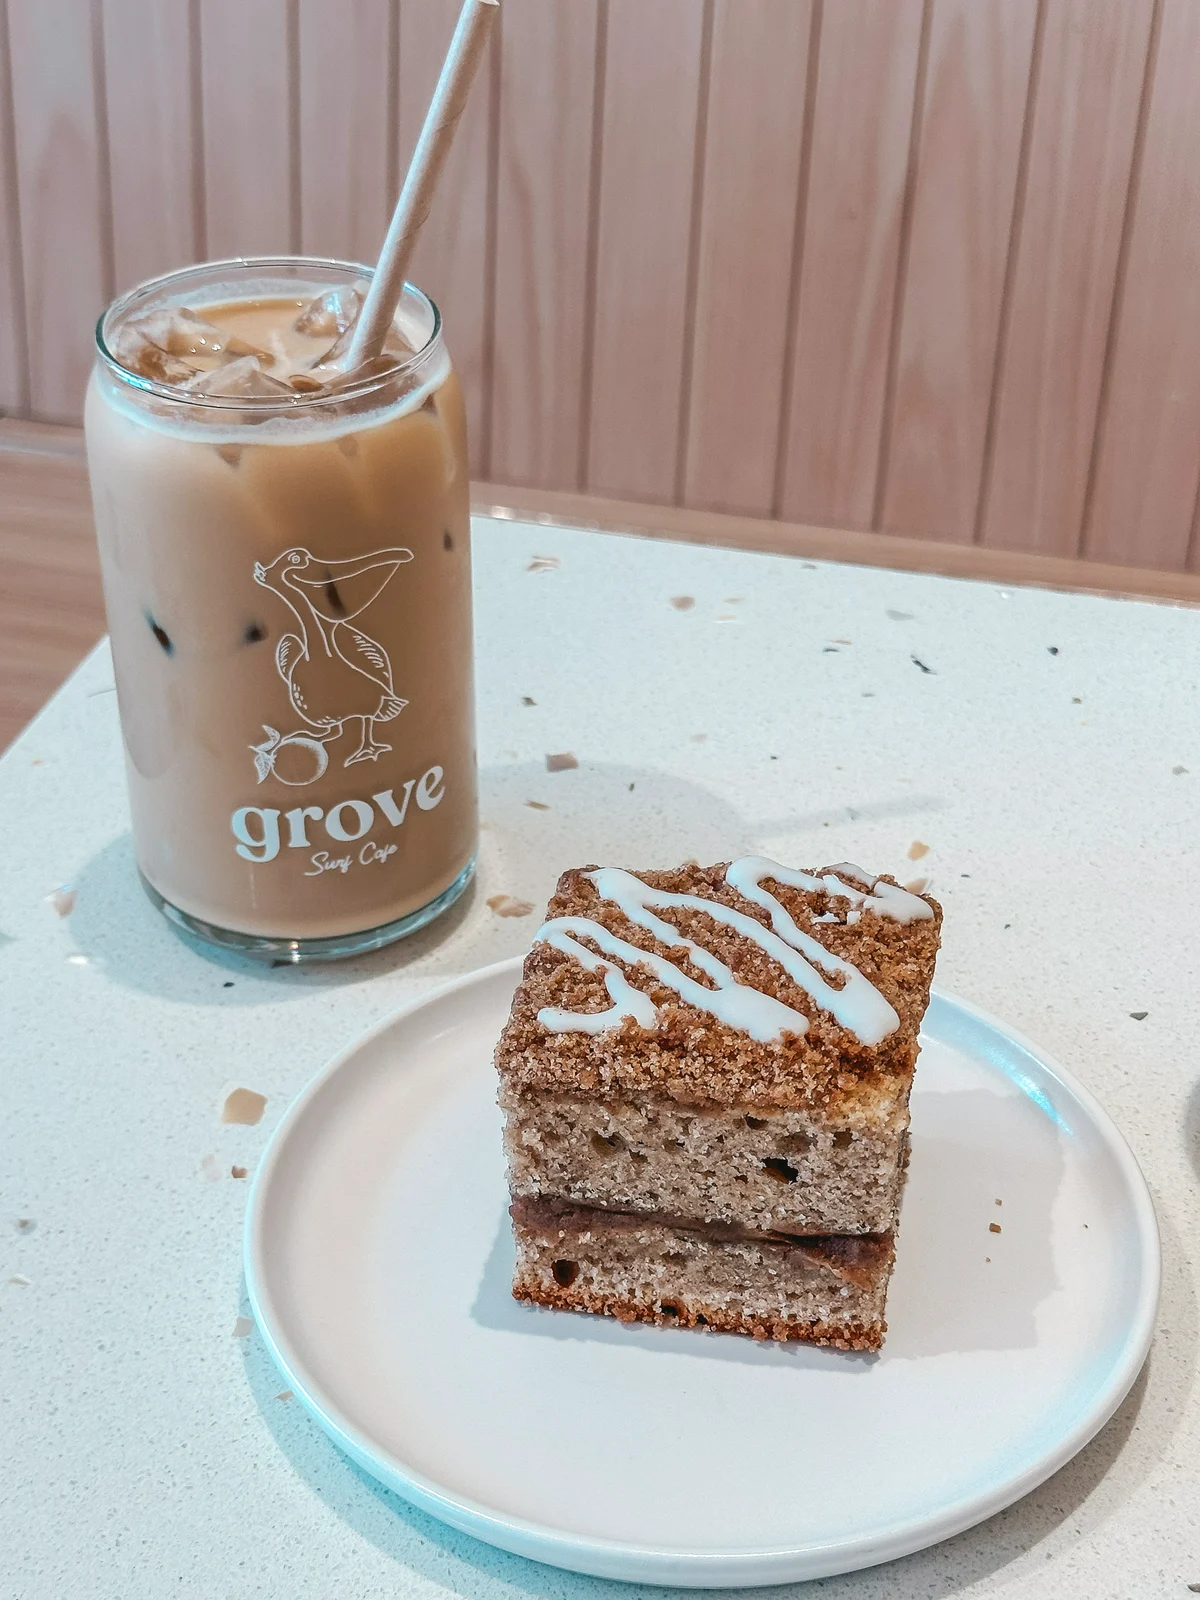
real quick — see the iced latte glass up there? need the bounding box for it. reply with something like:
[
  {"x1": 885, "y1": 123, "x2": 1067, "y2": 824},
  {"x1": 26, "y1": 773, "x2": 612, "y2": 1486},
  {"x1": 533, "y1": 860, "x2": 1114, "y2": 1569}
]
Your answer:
[{"x1": 86, "y1": 257, "x2": 477, "y2": 960}]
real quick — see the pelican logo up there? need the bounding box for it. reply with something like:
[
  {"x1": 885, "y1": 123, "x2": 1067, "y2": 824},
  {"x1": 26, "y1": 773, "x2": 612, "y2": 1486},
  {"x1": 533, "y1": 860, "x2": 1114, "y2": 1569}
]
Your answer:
[{"x1": 249, "y1": 544, "x2": 413, "y2": 785}]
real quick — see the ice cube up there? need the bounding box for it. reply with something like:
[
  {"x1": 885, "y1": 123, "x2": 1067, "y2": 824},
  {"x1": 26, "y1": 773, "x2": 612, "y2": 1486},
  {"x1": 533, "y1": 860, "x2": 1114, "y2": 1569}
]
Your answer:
[
  {"x1": 286, "y1": 372, "x2": 328, "y2": 394},
  {"x1": 309, "y1": 320, "x2": 416, "y2": 382},
  {"x1": 306, "y1": 322, "x2": 356, "y2": 373},
  {"x1": 184, "y1": 357, "x2": 296, "y2": 398},
  {"x1": 293, "y1": 285, "x2": 363, "y2": 339},
  {"x1": 130, "y1": 307, "x2": 272, "y2": 365},
  {"x1": 111, "y1": 325, "x2": 199, "y2": 384}
]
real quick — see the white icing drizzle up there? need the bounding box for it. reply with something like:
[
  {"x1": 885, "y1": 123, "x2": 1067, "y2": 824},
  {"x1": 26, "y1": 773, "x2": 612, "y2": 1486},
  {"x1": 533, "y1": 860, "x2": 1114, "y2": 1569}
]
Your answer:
[
  {"x1": 536, "y1": 922, "x2": 659, "y2": 1035},
  {"x1": 535, "y1": 914, "x2": 803, "y2": 1041},
  {"x1": 727, "y1": 857, "x2": 931, "y2": 926},
  {"x1": 533, "y1": 857, "x2": 927, "y2": 1047},
  {"x1": 819, "y1": 862, "x2": 934, "y2": 924}
]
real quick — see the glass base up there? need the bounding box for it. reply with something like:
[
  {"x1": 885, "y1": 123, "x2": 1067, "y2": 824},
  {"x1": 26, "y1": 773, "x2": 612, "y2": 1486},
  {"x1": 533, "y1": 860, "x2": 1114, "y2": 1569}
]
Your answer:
[{"x1": 139, "y1": 856, "x2": 476, "y2": 964}]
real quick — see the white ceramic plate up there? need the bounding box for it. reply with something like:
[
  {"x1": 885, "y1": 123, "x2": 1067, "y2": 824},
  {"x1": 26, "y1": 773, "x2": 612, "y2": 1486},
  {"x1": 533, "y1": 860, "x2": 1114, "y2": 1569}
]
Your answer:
[{"x1": 244, "y1": 959, "x2": 1159, "y2": 1587}]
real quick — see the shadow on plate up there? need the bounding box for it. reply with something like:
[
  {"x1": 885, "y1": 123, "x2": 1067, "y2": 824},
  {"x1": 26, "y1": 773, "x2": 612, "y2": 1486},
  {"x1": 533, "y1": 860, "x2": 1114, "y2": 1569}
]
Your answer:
[
  {"x1": 883, "y1": 1088, "x2": 1064, "y2": 1359},
  {"x1": 467, "y1": 1086, "x2": 1063, "y2": 1365}
]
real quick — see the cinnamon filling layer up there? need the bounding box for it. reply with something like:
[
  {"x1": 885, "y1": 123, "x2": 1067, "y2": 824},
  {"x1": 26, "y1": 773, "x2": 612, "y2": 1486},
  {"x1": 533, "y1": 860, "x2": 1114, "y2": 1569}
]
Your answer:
[{"x1": 511, "y1": 1196, "x2": 891, "y2": 1285}]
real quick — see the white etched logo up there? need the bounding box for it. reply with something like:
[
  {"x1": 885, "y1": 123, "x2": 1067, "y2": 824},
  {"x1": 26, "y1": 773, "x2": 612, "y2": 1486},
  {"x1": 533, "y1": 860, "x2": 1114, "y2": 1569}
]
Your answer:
[
  {"x1": 250, "y1": 545, "x2": 413, "y2": 784},
  {"x1": 230, "y1": 766, "x2": 446, "y2": 866}
]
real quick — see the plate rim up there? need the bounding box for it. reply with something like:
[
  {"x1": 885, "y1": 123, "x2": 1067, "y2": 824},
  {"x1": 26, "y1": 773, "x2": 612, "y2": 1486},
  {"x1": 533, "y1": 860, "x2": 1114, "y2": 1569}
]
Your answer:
[{"x1": 243, "y1": 958, "x2": 1161, "y2": 1586}]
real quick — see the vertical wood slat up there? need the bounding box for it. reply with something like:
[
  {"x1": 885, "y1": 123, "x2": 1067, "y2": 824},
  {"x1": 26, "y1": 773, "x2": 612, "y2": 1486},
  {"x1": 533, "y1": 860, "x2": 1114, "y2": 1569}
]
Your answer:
[
  {"x1": 879, "y1": 0, "x2": 1040, "y2": 543},
  {"x1": 681, "y1": 0, "x2": 813, "y2": 518},
  {"x1": 1085, "y1": 0, "x2": 1200, "y2": 572},
  {"x1": 584, "y1": 0, "x2": 707, "y2": 504},
  {"x1": 489, "y1": 0, "x2": 597, "y2": 491},
  {"x1": 980, "y1": 0, "x2": 1154, "y2": 556},
  {"x1": 7, "y1": 0, "x2": 109, "y2": 423},
  {"x1": 101, "y1": 0, "x2": 197, "y2": 294},
  {"x1": 1, "y1": 0, "x2": 1200, "y2": 585},
  {"x1": 199, "y1": 0, "x2": 294, "y2": 259},
  {"x1": 0, "y1": 0, "x2": 28, "y2": 413},
  {"x1": 297, "y1": 0, "x2": 391, "y2": 264},
  {"x1": 779, "y1": 0, "x2": 926, "y2": 530},
  {"x1": 397, "y1": 0, "x2": 497, "y2": 477}
]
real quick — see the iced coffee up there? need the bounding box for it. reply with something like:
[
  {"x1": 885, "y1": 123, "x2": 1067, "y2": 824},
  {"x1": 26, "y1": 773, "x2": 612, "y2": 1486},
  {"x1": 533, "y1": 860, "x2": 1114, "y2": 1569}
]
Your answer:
[{"x1": 85, "y1": 257, "x2": 477, "y2": 958}]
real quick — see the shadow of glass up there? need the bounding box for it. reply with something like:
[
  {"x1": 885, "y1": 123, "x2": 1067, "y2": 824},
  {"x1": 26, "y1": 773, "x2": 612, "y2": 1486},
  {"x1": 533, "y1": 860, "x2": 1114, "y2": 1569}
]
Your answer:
[
  {"x1": 65, "y1": 757, "x2": 944, "y2": 1007},
  {"x1": 66, "y1": 756, "x2": 755, "y2": 1001},
  {"x1": 753, "y1": 791, "x2": 946, "y2": 839},
  {"x1": 478, "y1": 756, "x2": 750, "y2": 886},
  {"x1": 461, "y1": 759, "x2": 950, "y2": 984},
  {"x1": 66, "y1": 831, "x2": 480, "y2": 1005},
  {"x1": 481, "y1": 758, "x2": 944, "y2": 894}
]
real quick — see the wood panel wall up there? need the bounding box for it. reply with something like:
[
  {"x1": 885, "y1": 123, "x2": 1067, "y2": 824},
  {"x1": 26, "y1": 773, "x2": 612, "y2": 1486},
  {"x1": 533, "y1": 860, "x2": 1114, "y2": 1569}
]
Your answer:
[{"x1": 1, "y1": 0, "x2": 1199, "y2": 573}]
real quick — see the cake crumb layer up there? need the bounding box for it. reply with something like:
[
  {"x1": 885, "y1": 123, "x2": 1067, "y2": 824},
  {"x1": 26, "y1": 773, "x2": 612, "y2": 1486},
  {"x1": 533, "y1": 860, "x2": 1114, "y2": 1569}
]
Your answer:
[{"x1": 501, "y1": 1085, "x2": 910, "y2": 1234}]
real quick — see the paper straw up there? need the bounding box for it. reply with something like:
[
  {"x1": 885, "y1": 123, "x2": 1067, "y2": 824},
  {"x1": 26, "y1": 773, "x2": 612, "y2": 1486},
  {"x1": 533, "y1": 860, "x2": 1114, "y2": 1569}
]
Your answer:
[{"x1": 347, "y1": 0, "x2": 499, "y2": 368}]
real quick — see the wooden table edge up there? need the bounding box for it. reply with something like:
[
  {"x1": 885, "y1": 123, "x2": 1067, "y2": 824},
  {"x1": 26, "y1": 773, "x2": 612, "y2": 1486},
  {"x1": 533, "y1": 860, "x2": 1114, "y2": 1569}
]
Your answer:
[
  {"x1": 3, "y1": 420, "x2": 1195, "y2": 608},
  {"x1": 473, "y1": 481, "x2": 1200, "y2": 609}
]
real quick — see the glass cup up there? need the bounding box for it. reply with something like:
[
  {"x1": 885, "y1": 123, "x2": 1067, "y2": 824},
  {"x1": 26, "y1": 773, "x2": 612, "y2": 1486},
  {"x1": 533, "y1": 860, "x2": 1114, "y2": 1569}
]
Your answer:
[{"x1": 85, "y1": 257, "x2": 478, "y2": 961}]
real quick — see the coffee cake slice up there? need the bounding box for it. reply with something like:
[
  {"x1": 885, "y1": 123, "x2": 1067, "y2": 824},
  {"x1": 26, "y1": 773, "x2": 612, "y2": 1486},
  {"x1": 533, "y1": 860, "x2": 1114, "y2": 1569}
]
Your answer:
[
  {"x1": 498, "y1": 858, "x2": 940, "y2": 1237},
  {"x1": 496, "y1": 857, "x2": 940, "y2": 1348}
]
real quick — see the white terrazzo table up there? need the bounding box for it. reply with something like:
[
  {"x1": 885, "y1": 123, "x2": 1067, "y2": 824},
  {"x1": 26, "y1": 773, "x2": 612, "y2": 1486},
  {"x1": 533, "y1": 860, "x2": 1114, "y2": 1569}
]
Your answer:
[{"x1": 2, "y1": 515, "x2": 1198, "y2": 1599}]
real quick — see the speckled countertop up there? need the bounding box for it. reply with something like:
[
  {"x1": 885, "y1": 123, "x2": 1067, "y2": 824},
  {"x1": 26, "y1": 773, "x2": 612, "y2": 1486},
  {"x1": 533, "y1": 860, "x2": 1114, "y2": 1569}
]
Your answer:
[{"x1": 2, "y1": 516, "x2": 1198, "y2": 1598}]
